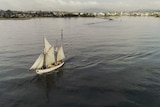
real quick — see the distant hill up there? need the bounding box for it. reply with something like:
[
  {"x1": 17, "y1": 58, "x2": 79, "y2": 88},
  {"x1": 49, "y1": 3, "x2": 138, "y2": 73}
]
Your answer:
[
  {"x1": 132, "y1": 9, "x2": 160, "y2": 12},
  {"x1": 79, "y1": 8, "x2": 112, "y2": 13},
  {"x1": 80, "y1": 8, "x2": 160, "y2": 13}
]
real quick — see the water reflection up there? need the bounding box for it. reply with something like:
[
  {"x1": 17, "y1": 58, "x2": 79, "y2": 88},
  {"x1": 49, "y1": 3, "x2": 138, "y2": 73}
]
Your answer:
[{"x1": 30, "y1": 69, "x2": 64, "y2": 101}]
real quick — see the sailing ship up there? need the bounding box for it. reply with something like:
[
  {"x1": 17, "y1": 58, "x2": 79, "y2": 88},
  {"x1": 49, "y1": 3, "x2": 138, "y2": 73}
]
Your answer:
[{"x1": 29, "y1": 31, "x2": 65, "y2": 74}]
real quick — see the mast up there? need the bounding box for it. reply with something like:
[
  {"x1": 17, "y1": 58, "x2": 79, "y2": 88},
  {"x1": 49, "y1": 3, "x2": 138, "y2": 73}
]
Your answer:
[
  {"x1": 56, "y1": 30, "x2": 65, "y2": 62},
  {"x1": 55, "y1": 39, "x2": 58, "y2": 62},
  {"x1": 43, "y1": 36, "x2": 46, "y2": 68},
  {"x1": 61, "y1": 29, "x2": 63, "y2": 46},
  {"x1": 43, "y1": 53, "x2": 46, "y2": 69}
]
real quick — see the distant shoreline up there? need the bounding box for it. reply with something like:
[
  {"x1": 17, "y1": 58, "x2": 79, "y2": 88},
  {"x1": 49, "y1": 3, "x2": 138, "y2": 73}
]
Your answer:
[
  {"x1": 0, "y1": 10, "x2": 160, "y2": 19},
  {"x1": 0, "y1": 17, "x2": 32, "y2": 20}
]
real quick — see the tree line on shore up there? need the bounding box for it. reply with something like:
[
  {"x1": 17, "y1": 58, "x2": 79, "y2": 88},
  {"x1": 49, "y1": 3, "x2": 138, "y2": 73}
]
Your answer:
[{"x1": 0, "y1": 10, "x2": 97, "y2": 18}]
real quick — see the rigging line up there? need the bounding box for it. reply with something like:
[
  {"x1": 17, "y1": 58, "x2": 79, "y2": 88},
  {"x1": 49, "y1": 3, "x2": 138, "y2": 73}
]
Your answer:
[{"x1": 45, "y1": 46, "x2": 53, "y2": 54}]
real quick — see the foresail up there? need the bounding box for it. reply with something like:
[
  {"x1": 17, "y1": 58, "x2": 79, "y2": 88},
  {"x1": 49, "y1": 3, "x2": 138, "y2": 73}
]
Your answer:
[
  {"x1": 30, "y1": 54, "x2": 44, "y2": 70},
  {"x1": 57, "y1": 46, "x2": 65, "y2": 62},
  {"x1": 45, "y1": 46, "x2": 55, "y2": 67},
  {"x1": 44, "y1": 36, "x2": 52, "y2": 53}
]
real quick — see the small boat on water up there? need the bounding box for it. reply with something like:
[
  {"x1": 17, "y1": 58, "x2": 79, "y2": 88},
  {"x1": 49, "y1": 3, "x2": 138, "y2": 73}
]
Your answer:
[{"x1": 29, "y1": 31, "x2": 65, "y2": 74}]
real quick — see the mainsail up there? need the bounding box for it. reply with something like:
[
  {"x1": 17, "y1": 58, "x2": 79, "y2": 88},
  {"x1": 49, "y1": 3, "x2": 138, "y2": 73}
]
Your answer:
[
  {"x1": 44, "y1": 36, "x2": 52, "y2": 53},
  {"x1": 45, "y1": 46, "x2": 55, "y2": 67},
  {"x1": 30, "y1": 53, "x2": 44, "y2": 70},
  {"x1": 57, "y1": 46, "x2": 65, "y2": 62},
  {"x1": 44, "y1": 37, "x2": 56, "y2": 67}
]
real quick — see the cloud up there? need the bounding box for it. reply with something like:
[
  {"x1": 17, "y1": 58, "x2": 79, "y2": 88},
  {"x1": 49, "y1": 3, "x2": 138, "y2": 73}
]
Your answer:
[
  {"x1": 51, "y1": 0, "x2": 98, "y2": 11},
  {"x1": 0, "y1": 0, "x2": 160, "y2": 11},
  {"x1": 0, "y1": 0, "x2": 98, "y2": 11},
  {"x1": 97, "y1": 0, "x2": 160, "y2": 11}
]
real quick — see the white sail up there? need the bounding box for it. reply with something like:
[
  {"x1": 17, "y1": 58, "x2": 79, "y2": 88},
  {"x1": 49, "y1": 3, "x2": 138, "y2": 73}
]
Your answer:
[
  {"x1": 44, "y1": 36, "x2": 52, "y2": 53},
  {"x1": 29, "y1": 34, "x2": 65, "y2": 74},
  {"x1": 45, "y1": 46, "x2": 55, "y2": 67},
  {"x1": 57, "y1": 46, "x2": 65, "y2": 62},
  {"x1": 43, "y1": 36, "x2": 56, "y2": 67},
  {"x1": 30, "y1": 53, "x2": 44, "y2": 70}
]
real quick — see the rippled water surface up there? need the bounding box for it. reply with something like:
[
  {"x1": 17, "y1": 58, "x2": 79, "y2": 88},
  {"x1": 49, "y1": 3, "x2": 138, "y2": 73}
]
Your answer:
[{"x1": 0, "y1": 17, "x2": 160, "y2": 107}]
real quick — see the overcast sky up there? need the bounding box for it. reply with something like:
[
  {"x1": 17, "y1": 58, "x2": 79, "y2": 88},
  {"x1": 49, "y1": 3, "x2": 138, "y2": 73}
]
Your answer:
[{"x1": 0, "y1": 0, "x2": 160, "y2": 11}]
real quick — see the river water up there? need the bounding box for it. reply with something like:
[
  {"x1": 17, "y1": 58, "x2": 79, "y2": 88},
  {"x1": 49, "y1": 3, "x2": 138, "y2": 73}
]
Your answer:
[{"x1": 0, "y1": 17, "x2": 160, "y2": 107}]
